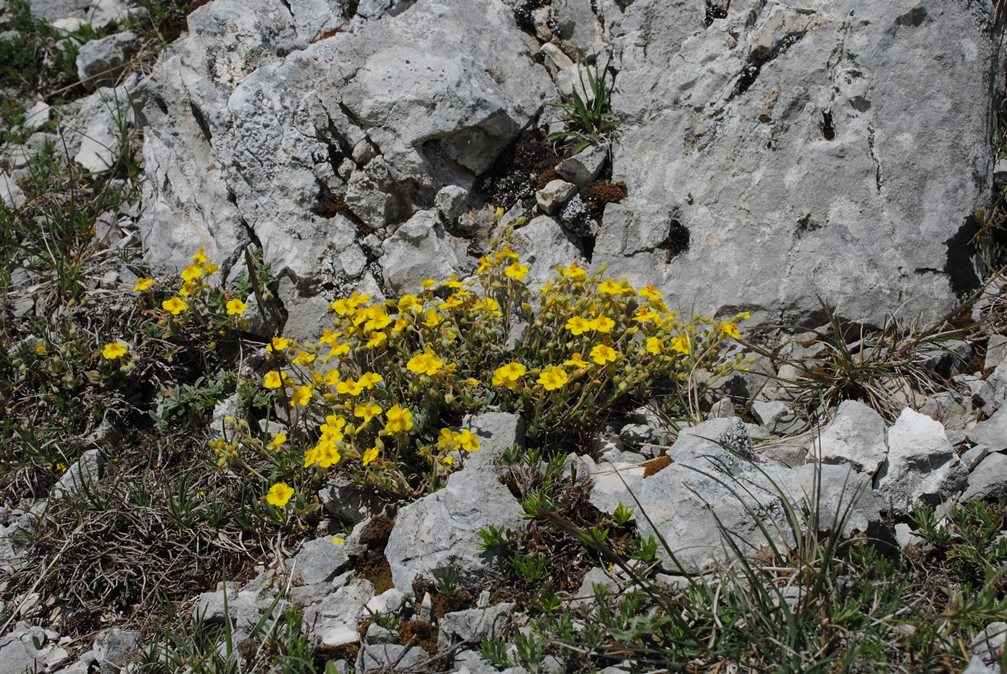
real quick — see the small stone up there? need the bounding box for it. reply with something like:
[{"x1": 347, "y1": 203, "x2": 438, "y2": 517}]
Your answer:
[
  {"x1": 961, "y1": 445, "x2": 991, "y2": 472},
  {"x1": 365, "y1": 588, "x2": 406, "y2": 616},
  {"x1": 535, "y1": 179, "x2": 578, "y2": 215},
  {"x1": 959, "y1": 452, "x2": 1007, "y2": 502},
  {"x1": 291, "y1": 535, "x2": 357, "y2": 586},
  {"x1": 815, "y1": 400, "x2": 888, "y2": 474},
  {"x1": 93, "y1": 628, "x2": 140, "y2": 674},
  {"x1": 894, "y1": 523, "x2": 923, "y2": 549},
  {"x1": 875, "y1": 409, "x2": 967, "y2": 516},
  {"x1": 967, "y1": 406, "x2": 1007, "y2": 452},
  {"x1": 355, "y1": 643, "x2": 427, "y2": 673},
  {"x1": 555, "y1": 145, "x2": 607, "y2": 186},
  {"x1": 971, "y1": 622, "x2": 1006, "y2": 665},
  {"x1": 986, "y1": 334, "x2": 1007, "y2": 370},
  {"x1": 22, "y1": 100, "x2": 50, "y2": 132},
  {"x1": 76, "y1": 32, "x2": 137, "y2": 91},
  {"x1": 364, "y1": 623, "x2": 397, "y2": 645},
  {"x1": 434, "y1": 185, "x2": 469, "y2": 225},
  {"x1": 436, "y1": 603, "x2": 514, "y2": 653},
  {"x1": 52, "y1": 449, "x2": 103, "y2": 499},
  {"x1": 708, "y1": 398, "x2": 735, "y2": 419},
  {"x1": 751, "y1": 400, "x2": 801, "y2": 435}
]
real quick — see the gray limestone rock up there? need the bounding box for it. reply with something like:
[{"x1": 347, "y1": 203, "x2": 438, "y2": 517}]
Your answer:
[
  {"x1": 380, "y1": 210, "x2": 464, "y2": 293},
  {"x1": 535, "y1": 179, "x2": 578, "y2": 215},
  {"x1": 596, "y1": 0, "x2": 1000, "y2": 328},
  {"x1": 875, "y1": 409, "x2": 967, "y2": 515},
  {"x1": 511, "y1": 215, "x2": 585, "y2": 287},
  {"x1": 304, "y1": 579, "x2": 375, "y2": 648},
  {"x1": 355, "y1": 643, "x2": 428, "y2": 673},
  {"x1": 52, "y1": 449, "x2": 103, "y2": 499},
  {"x1": 291, "y1": 535, "x2": 359, "y2": 586},
  {"x1": 959, "y1": 452, "x2": 1007, "y2": 503},
  {"x1": 76, "y1": 32, "x2": 136, "y2": 91},
  {"x1": 384, "y1": 413, "x2": 525, "y2": 591},
  {"x1": 968, "y1": 406, "x2": 1007, "y2": 452},
  {"x1": 633, "y1": 418, "x2": 789, "y2": 573},
  {"x1": 555, "y1": 145, "x2": 607, "y2": 186},
  {"x1": 815, "y1": 400, "x2": 888, "y2": 474},
  {"x1": 436, "y1": 602, "x2": 514, "y2": 652}
]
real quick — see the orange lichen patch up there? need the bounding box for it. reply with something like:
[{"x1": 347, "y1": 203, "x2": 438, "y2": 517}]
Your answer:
[
  {"x1": 356, "y1": 552, "x2": 394, "y2": 594},
  {"x1": 536, "y1": 165, "x2": 559, "y2": 190},
  {"x1": 359, "y1": 514, "x2": 394, "y2": 548},
  {"x1": 399, "y1": 619, "x2": 438, "y2": 655},
  {"x1": 642, "y1": 455, "x2": 671, "y2": 478},
  {"x1": 580, "y1": 179, "x2": 628, "y2": 205}
]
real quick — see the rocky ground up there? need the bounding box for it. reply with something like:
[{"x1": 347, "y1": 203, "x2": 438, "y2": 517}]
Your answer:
[{"x1": 1, "y1": 0, "x2": 1007, "y2": 673}]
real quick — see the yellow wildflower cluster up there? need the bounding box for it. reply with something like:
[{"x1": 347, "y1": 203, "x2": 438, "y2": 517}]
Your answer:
[{"x1": 235, "y1": 237, "x2": 748, "y2": 500}]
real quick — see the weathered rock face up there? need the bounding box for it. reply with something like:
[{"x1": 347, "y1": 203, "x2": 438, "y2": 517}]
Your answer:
[
  {"x1": 598, "y1": 0, "x2": 999, "y2": 326},
  {"x1": 140, "y1": 0, "x2": 553, "y2": 293},
  {"x1": 138, "y1": 0, "x2": 1001, "y2": 330}
]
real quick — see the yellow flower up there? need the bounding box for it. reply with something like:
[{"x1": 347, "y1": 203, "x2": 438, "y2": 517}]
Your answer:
[
  {"x1": 537, "y1": 365, "x2": 569, "y2": 391},
  {"x1": 263, "y1": 370, "x2": 288, "y2": 389},
  {"x1": 365, "y1": 332, "x2": 387, "y2": 349},
  {"x1": 443, "y1": 274, "x2": 464, "y2": 289},
  {"x1": 268, "y1": 433, "x2": 287, "y2": 449},
  {"x1": 385, "y1": 405, "x2": 414, "y2": 434},
  {"x1": 492, "y1": 362, "x2": 527, "y2": 389},
  {"x1": 475, "y1": 297, "x2": 502, "y2": 317},
  {"x1": 443, "y1": 455, "x2": 454, "y2": 465},
  {"x1": 406, "y1": 348, "x2": 445, "y2": 376},
  {"x1": 455, "y1": 429, "x2": 480, "y2": 452},
  {"x1": 34, "y1": 343, "x2": 46, "y2": 356},
  {"x1": 226, "y1": 299, "x2": 248, "y2": 315},
  {"x1": 590, "y1": 344, "x2": 618, "y2": 365},
  {"x1": 267, "y1": 336, "x2": 291, "y2": 352},
  {"x1": 265, "y1": 482, "x2": 294, "y2": 507},
  {"x1": 337, "y1": 379, "x2": 364, "y2": 397},
  {"x1": 202, "y1": 262, "x2": 219, "y2": 275},
  {"x1": 191, "y1": 248, "x2": 208, "y2": 264},
  {"x1": 323, "y1": 369, "x2": 341, "y2": 386},
  {"x1": 101, "y1": 342, "x2": 127, "y2": 360},
  {"x1": 437, "y1": 427, "x2": 457, "y2": 451},
  {"x1": 398, "y1": 294, "x2": 423, "y2": 313},
  {"x1": 354, "y1": 403, "x2": 382, "y2": 423},
  {"x1": 162, "y1": 297, "x2": 187, "y2": 315},
  {"x1": 721, "y1": 321, "x2": 741, "y2": 340},
  {"x1": 597, "y1": 279, "x2": 626, "y2": 295},
  {"x1": 329, "y1": 298, "x2": 356, "y2": 315},
  {"x1": 362, "y1": 447, "x2": 380, "y2": 466},
  {"x1": 421, "y1": 279, "x2": 438, "y2": 290},
  {"x1": 496, "y1": 245, "x2": 519, "y2": 261},
  {"x1": 359, "y1": 372, "x2": 383, "y2": 388},
  {"x1": 589, "y1": 315, "x2": 615, "y2": 333},
  {"x1": 504, "y1": 262, "x2": 530, "y2": 281},
  {"x1": 423, "y1": 309, "x2": 443, "y2": 327},
  {"x1": 290, "y1": 385, "x2": 313, "y2": 407},
  {"x1": 133, "y1": 277, "x2": 153, "y2": 292},
  {"x1": 564, "y1": 353, "x2": 589, "y2": 368},
  {"x1": 292, "y1": 350, "x2": 316, "y2": 366},
  {"x1": 320, "y1": 415, "x2": 346, "y2": 439},
  {"x1": 561, "y1": 264, "x2": 587, "y2": 282},
  {"x1": 566, "y1": 316, "x2": 592, "y2": 336},
  {"x1": 363, "y1": 308, "x2": 392, "y2": 332},
  {"x1": 332, "y1": 536, "x2": 346, "y2": 545},
  {"x1": 634, "y1": 308, "x2": 661, "y2": 324},
  {"x1": 180, "y1": 264, "x2": 203, "y2": 282},
  {"x1": 671, "y1": 333, "x2": 691, "y2": 355},
  {"x1": 328, "y1": 343, "x2": 351, "y2": 358},
  {"x1": 638, "y1": 284, "x2": 662, "y2": 301},
  {"x1": 645, "y1": 337, "x2": 663, "y2": 355}
]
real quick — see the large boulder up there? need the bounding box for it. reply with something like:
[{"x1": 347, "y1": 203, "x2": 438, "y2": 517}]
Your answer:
[
  {"x1": 139, "y1": 0, "x2": 553, "y2": 293},
  {"x1": 597, "y1": 0, "x2": 1000, "y2": 326}
]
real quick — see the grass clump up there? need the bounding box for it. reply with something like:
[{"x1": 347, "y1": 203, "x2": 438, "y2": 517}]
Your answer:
[
  {"x1": 485, "y1": 462, "x2": 1007, "y2": 673},
  {"x1": 547, "y1": 55, "x2": 620, "y2": 154}
]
